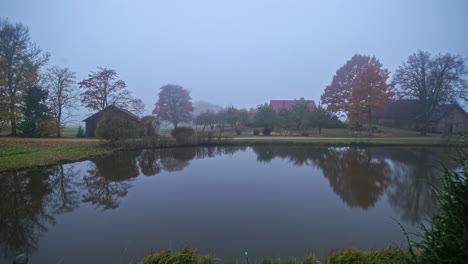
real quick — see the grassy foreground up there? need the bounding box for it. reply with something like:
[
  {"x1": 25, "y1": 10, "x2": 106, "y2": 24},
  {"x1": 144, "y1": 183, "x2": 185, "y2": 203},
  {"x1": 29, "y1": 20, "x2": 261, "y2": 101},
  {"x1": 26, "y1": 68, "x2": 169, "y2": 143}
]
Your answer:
[
  {"x1": 138, "y1": 248, "x2": 415, "y2": 264},
  {"x1": 0, "y1": 140, "x2": 113, "y2": 171}
]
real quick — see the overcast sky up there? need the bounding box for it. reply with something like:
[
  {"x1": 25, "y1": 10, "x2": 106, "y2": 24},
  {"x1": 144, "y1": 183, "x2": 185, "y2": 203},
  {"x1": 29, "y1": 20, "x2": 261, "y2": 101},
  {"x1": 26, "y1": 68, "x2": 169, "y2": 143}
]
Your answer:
[{"x1": 2, "y1": 0, "x2": 468, "y2": 118}]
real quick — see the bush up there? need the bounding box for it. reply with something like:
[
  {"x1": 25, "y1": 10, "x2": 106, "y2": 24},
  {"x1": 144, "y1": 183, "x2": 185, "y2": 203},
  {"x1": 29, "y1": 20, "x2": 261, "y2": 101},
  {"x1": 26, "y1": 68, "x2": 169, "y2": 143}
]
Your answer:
[
  {"x1": 262, "y1": 127, "x2": 272, "y2": 136},
  {"x1": 301, "y1": 132, "x2": 309, "y2": 137},
  {"x1": 253, "y1": 129, "x2": 260, "y2": 135},
  {"x1": 141, "y1": 115, "x2": 160, "y2": 137},
  {"x1": 416, "y1": 150, "x2": 468, "y2": 263},
  {"x1": 76, "y1": 125, "x2": 86, "y2": 138},
  {"x1": 95, "y1": 112, "x2": 141, "y2": 142},
  {"x1": 234, "y1": 124, "x2": 245, "y2": 135},
  {"x1": 171, "y1": 126, "x2": 197, "y2": 145}
]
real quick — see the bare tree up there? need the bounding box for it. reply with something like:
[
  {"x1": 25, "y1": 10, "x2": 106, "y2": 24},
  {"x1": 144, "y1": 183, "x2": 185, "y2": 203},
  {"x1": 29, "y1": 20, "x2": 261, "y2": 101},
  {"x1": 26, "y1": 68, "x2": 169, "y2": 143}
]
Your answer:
[
  {"x1": 129, "y1": 98, "x2": 145, "y2": 118},
  {"x1": 78, "y1": 67, "x2": 131, "y2": 111},
  {"x1": 394, "y1": 51, "x2": 467, "y2": 135},
  {"x1": 42, "y1": 66, "x2": 78, "y2": 137},
  {"x1": 0, "y1": 18, "x2": 49, "y2": 135}
]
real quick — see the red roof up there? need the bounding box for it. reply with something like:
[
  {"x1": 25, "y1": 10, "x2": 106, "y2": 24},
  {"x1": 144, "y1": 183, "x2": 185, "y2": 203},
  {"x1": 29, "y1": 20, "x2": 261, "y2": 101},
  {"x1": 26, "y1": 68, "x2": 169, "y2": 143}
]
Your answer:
[{"x1": 270, "y1": 100, "x2": 317, "y2": 111}]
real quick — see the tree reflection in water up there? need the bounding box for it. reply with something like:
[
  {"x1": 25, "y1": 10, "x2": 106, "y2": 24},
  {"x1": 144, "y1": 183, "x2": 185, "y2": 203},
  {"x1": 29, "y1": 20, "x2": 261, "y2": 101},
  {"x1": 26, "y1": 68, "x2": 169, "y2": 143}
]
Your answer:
[
  {"x1": 0, "y1": 169, "x2": 55, "y2": 260},
  {"x1": 81, "y1": 151, "x2": 140, "y2": 210},
  {"x1": 251, "y1": 146, "x2": 457, "y2": 223},
  {"x1": 376, "y1": 147, "x2": 456, "y2": 224},
  {"x1": 0, "y1": 145, "x2": 460, "y2": 262}
]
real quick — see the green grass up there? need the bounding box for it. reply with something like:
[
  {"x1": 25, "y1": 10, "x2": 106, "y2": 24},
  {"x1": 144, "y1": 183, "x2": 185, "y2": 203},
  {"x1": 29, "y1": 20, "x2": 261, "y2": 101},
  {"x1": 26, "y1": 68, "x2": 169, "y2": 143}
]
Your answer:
[
  {"x1": 62, "y1": 126, "x2": 79, "y2": 137},
  {"x1": 192, "y1": 126, "x2": 444, "y2": 138},
  {"x1": 138, "y1": 248, "x2": 415, "y2": 264},
  {"x1": 232, "y1": 137, "x2": 466, "y2": 146},
  {"x1": 0, "y1": 140, "x2": 114, "y2": 171}
]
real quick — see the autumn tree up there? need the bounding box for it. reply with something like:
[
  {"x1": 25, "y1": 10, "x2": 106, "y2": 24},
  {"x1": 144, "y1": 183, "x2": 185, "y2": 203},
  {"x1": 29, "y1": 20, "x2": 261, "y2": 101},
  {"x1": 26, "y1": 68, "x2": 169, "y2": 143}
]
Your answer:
[
  {"x1": 0, "y1": 19, "x2": 49, "y2": 135},
  {"x1": 346, "y1": 64, "x2": 393, "y2": 131},
  {"x1": 321, "y1": 54, "x2": 393, "y2": 131},
  {"x1": 394, "y1": 51, "x2": 468, "y2": 135},
  {"x1": 78, "y1": 67, "x2": 131, "y2": 111},
  {"x1": 42, "y1": 66, "x2": 78, "y2": 137},
  {"x1": 153, "y1": 84, "x2": 193, "y2": 127}
]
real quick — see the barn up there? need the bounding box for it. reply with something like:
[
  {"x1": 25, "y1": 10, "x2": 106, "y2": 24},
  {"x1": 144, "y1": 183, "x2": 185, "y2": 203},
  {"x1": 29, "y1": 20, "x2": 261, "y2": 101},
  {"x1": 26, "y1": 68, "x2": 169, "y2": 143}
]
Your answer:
[
  {"x1": 83, "y1": 105, "x2": 138, "y2": 137},
  {"x1": 374, "y1": 100, "x2": 468, "y2": 133}
]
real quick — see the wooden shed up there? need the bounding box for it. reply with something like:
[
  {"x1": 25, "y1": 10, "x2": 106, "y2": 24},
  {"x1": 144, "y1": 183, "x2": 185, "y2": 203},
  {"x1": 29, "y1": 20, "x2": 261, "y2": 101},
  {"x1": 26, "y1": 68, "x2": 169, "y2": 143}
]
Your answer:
[{"x1": 83, "y1": 105, "x2": 138, "y2": 137}]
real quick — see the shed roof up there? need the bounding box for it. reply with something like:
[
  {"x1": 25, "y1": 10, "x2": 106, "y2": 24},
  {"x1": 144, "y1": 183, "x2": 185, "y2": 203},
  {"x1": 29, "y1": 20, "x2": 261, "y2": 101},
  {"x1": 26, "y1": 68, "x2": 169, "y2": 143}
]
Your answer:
[
  {"x1": 270, "y1": 99, "x2": 317, "y2": 111},
  {"x1": 83, "y1": 105, "x2": 138, "y2": 122}
]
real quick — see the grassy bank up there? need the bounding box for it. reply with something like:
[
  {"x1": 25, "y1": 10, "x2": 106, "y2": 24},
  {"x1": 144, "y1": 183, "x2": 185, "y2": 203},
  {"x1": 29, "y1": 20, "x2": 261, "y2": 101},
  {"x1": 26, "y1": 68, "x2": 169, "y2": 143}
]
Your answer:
[
  {"x1": 0, "y1": 140, "x2": 114, "y2": 172},
  {"x1": 1, "y1": 135, "x2": 465, "y2": 172},
  {"x1": 138, "y1": 248, "x2": 415, "y2": 264},
  {"x1": 232, "y1": 136, "x2": 466, "y2": 146}
]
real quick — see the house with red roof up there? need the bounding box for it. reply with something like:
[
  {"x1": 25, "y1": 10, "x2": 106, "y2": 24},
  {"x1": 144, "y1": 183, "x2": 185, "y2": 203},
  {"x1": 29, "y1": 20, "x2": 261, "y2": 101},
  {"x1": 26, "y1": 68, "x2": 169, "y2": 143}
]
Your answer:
[{"x1": 270, "y1": 98, "x2": 317, "y2": 111}]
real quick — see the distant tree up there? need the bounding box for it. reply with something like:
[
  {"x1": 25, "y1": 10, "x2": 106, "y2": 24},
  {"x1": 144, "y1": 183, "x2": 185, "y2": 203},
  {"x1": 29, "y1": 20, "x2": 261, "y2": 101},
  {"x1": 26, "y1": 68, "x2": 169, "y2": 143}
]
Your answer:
[
  {"x1": 0, "y1": 19, "x2": 49, "y2": 135},
  {"x1": 18, "y1": 86, "x2": 53, "y2": 137},
  {"x1": 216, "y1": 109, "x2": 228, "y2": 132},
  {"x1": 224, "y1": 106, "x2": 240, "y2": 127},
  {"x1": 394, "y1": 51, "x2": 468, "y2": 135},
  {"x1": 42, "y1": 66, "x2": 78, "y2": 137},
  {"x1": 192, "y1": 100, "x2": 223, "y2": 116},
  {"x1": 290, "y1": 98, "x2": 311, "y2": 131},
  {"x1": 76, "y1": 125, "x2": 86, "y2": 138},
  {"x1": 78, "y1": 67, "x2": 131, "y2": 111},
  {"x1": 153, "y1": 84, "x2": 193, "y2": 127},
  {"x1": 277, "y1": 108, "x2": 295, "y2": 132},
  {"x1": 129, "y1": 98, "x2": 145, "y2": 117},
  {"x1": 195, "y1": 111, "x2": 217, "y2": 131},
  {"x1": 310, "y1": 104, "x2": 334, "y2": 135},
  {"x1": 255, "y1": 103, "x2": 278, "y2": 135},
  {"x1": 238, "y1": 108, "x2": 254, "y2": 127},
  {"x1": 321, "y1": 54, "x2": 393, "y2": 131}
]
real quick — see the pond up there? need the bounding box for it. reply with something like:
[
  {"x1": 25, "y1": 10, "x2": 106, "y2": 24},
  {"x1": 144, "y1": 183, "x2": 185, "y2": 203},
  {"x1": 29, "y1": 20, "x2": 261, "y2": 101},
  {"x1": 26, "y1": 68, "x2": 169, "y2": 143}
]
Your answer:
[{"x1": 0, "y1": 146, "x2": 460, "y2": 263}]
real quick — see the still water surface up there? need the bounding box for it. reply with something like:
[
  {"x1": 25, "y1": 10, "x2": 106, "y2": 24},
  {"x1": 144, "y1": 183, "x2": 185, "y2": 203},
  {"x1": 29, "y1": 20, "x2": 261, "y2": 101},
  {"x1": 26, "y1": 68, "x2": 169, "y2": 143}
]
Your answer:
[{"x1": 0, "y1": 146, "x2": 459, "y2": 263}]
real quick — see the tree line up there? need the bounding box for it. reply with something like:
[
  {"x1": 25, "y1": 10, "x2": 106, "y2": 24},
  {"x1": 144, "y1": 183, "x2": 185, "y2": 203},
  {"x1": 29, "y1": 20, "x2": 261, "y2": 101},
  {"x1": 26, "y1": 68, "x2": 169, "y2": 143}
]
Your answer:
[
  {"x1": 0, "y1": 19, "x2": 146, "y2": 137},
  {"x1": 2, "y1": 17, "x2": 467, "y2": 138},
  {"x1": 321, "y1": 53, "x2": 467, "y2": 134}
]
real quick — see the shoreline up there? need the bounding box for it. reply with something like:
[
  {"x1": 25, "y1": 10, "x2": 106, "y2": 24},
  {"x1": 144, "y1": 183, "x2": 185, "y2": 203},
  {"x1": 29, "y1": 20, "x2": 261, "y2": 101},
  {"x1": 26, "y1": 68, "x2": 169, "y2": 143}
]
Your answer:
[{"x1": 1, "y1": 136, "x2": 466, "y2": 172}]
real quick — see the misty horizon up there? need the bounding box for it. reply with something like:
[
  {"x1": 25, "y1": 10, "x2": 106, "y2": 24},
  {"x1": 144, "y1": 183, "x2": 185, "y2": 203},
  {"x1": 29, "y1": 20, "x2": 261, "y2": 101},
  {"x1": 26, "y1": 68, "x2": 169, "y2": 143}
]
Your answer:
[{"x1": 2, "y1": 0, "x2": 468, "y2": 123}]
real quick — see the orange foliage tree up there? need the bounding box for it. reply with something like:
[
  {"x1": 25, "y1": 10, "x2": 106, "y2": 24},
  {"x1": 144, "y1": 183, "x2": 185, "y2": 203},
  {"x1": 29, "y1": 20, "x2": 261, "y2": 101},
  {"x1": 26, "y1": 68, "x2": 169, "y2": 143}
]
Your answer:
[{"x1": 321, "y1": 54, "x2": 393, "y2": 131}]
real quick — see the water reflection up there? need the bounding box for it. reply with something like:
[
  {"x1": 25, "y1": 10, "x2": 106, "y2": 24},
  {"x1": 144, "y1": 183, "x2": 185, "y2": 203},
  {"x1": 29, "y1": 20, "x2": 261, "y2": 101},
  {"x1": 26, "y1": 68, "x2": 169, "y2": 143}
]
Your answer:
[
  {"x1": 0, "y1": 168, "x2": 55, "y2": 259},
  {"x1": 0, "y1": 146, "x2": 460, "y2": 262}
]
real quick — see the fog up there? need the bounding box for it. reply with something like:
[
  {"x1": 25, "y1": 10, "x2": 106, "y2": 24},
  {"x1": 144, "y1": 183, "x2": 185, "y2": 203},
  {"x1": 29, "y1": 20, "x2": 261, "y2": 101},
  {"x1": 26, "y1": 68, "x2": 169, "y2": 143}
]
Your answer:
[{"x1": 2, "y1": 0, "x2": 467, "y2": 121}]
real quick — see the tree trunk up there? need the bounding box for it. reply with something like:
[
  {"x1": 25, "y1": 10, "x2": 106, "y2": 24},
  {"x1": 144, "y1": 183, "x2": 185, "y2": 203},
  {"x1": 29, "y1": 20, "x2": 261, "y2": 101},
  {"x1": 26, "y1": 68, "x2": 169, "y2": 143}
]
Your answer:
[
  {"x1": 421, "y1": 104, "x2": 429, "y2": 136},
  {"x1": 9, "y1": 102, "x2": 16, "y2": 136},
  {"x1": 318, "y1": 127, "x2": 322, "y2": 135},
  {"x1": 57, "y1": 110, "x2": 62, "y2": 137},
  {"x1": 368, "y1": 108, "x2": 373, "y2": 134}
]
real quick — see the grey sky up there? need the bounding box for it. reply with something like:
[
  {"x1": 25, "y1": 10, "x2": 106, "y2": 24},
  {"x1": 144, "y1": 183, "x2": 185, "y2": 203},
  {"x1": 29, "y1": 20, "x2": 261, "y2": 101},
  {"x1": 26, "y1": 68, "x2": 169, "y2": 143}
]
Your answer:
[{"x1": 2, "y1": 0, "x2": 468, "y2": 116}]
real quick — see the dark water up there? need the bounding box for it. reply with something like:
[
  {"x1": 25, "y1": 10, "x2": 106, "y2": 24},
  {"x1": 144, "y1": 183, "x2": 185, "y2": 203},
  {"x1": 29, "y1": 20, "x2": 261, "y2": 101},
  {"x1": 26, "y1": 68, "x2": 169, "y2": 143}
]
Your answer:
[{"x1": 0, "y1": 146, "x2": 460, "y2": 263}]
